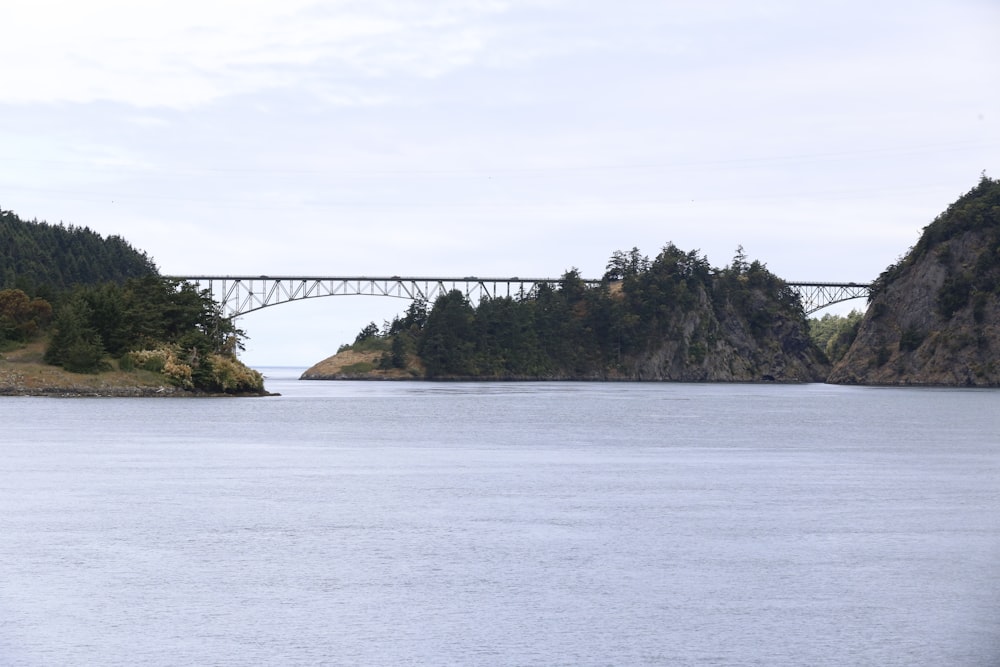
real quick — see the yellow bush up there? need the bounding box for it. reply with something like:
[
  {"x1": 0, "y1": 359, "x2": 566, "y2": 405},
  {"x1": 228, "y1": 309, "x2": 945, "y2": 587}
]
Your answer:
[
  {"x1": 206, "y1": 353, "x2": 264, "y2": 393},
  {"x1": 127, "y1": 346, "x2": 193, "y2": 388}
]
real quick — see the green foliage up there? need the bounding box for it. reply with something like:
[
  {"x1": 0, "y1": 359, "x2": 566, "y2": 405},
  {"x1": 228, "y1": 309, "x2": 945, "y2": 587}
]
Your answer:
[
  {"x1": 938, "y1": 273, "x2": 973, "y2": 318},
  {"x1": 45, "y1": 276, "x2": 243, "y2": 369},
  {"x1": 341, "y1": 361, "x2": 375, "y2": 374},
  {"x1": 388, "y1": 335, "x2": 407, "y2": 368},
  {"x1": 603, "y1": 247, "x2": 649, "y2": 281},
  {"x1": 418, "y1": 290, "x2": 477, "y2": 377},
  {"x1": 376, "y1": 334, "x2": 411, "y2": 371},
  {"x1": 898, "y1": 326, "x2": 926, "y2": 352},
  {"x1": 871, "y1": 175, "x2": 1000, "y2": 304},
  {"x1": 0, "y1": 208, "x2": 157, "y2": 293},
  {"x1": 809, "y1": 310, "x2": 863, "y2": 363},
  {"x1": 354, "y1": 321, "x2": 381, "y2": 344},
  {"x1": 0, "y1": 207, "x2": 260, "y2": 392},
  {"x1": 62, "y1": 339, "x2": 110, "y2": 374},
  {"x1": 714, "y1": 249, "x2": 802, "y2": 340},
  {"x1": 350, "y1": 332, "x2": 390, "y2": 354},
  {"x1": 387, "y1": 298, "x2": 429, "y2": 335},
  {"x1": 912, "y1": 175, "x2": 1000, "y2": 260},
  {"x1": 353, "y1": 243, "x2": 820, "y2": 379},
  {"x1": 43, "y1": 277, "x2": 254, "y2": 390},
  {"x1": 43, "y1": 298, "x2": 108, "y2": 373}
]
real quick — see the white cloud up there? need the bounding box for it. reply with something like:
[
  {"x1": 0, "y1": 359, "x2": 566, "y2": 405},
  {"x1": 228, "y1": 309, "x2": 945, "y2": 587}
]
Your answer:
[{"x1": 0, "y1": 0, "x2": 516, "y2": 108}]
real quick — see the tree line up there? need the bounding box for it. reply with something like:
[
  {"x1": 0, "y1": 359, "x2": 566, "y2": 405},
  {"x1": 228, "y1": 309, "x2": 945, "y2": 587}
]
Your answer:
[{"x1": 0, "y1": 208, "x2": 157, "y2": 295}]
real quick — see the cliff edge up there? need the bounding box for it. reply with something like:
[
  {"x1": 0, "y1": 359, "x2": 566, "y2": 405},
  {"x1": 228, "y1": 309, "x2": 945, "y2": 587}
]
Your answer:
[{"x1": 829, "y1": 176, "x2": 1000, "y2": 386}]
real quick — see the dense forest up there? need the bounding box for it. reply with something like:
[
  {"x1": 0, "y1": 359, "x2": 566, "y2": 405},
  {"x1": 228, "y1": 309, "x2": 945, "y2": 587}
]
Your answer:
[
  {"x1": 0, "y1": 208, "x2": 157, "y2": 294},
  {"x1": 0, "y1": 208, "x2": 262, "y2": 393},
  {"x1": 312, "y1": 244, "x2": 829, "y2": 381}
]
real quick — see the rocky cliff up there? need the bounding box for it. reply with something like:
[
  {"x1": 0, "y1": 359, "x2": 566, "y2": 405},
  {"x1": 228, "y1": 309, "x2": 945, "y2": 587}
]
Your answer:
[
  {"x1": 829, "y1": 177, "x2": 1000, "y2": 386},
  {"x1": 622, "y1": 278, "x2": 828, "y2": 382}
]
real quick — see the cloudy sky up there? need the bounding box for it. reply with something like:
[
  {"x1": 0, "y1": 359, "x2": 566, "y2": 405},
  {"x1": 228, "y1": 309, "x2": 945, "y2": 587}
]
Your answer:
[{"x1": 2, "y1": 0, "x2": 997, "y2": 367}]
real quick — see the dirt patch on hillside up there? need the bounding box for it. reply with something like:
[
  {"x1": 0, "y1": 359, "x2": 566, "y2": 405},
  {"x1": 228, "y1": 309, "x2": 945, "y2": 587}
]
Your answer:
[{"x1": 300, "y1": 347, "x2": 423, "y2": 380}]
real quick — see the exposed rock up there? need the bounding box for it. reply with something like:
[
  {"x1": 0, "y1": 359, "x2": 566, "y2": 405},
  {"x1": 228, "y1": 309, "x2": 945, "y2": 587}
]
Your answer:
[
  {"x1": 623, "y1": 278, "x2": 828, "y2": 382},
  {"x1": 829, "y1": 177, "x2": 1000, "y2": 386}
]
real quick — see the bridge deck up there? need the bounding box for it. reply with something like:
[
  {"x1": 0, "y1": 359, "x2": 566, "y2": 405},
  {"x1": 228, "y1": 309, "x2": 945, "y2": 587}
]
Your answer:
[{"x1": 168, "y1": 275, "x2": 870, "y2": 318}]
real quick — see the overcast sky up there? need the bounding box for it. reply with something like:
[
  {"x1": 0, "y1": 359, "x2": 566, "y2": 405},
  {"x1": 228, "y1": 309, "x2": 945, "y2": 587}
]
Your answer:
[{"x1": 2, "y1": 0, "x2": 997, "y2": 367}]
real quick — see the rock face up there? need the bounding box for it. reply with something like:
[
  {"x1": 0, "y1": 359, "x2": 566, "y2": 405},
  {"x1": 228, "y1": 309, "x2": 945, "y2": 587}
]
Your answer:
[
  {"x1": 623, "y1": 280, "x2": 828, "y2": 382},
  {"x1": 829, "y1": 177, "x2": 1000, "y2": 386}
]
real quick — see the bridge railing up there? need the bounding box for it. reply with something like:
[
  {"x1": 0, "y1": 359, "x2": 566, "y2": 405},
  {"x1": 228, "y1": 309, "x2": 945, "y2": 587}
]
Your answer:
[{"x1": 168, "y1": 275, "x2": 870, "y2": 318}]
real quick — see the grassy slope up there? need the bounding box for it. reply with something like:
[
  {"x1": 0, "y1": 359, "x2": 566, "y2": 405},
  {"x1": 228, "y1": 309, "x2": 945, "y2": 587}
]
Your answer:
[
  {"x1": 300, "y1": 340, "x2": 424, "y2": 380},
  {"x1": 0, "y1": 340, "x2": 188, "y2": 396}
]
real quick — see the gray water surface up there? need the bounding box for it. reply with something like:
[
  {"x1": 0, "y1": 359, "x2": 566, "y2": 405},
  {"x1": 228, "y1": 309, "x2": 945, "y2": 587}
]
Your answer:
[{"x1": 1, "y1": 375, "x2": 998, "y2": 665}]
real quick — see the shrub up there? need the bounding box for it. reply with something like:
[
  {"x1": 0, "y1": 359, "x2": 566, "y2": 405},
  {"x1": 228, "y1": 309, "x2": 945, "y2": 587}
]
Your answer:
[
  {"x1": 118, "y1": 353, "x2": 135, "y2": 372},
  {"x1": 125, "y1": 347, "x2": 192, "y2": 387},
  {"x1": 126, "y1": 348, "x2": 170, "y2": 372},
  {"x1": 938, "y1": 274, "x2": 973, "y2": 318},
  {"x1": 341, "y1": 361, "x2": 375, "y2": 374},
  {"x1": 898, "y1": 326, "x2": 926, "y2": 352},
  {"x1": 63, "y1": 340, "x2": 108, "y2": 373},
  {"x1": 204, "y1": 353, "x2": 264, "y2": 393}
]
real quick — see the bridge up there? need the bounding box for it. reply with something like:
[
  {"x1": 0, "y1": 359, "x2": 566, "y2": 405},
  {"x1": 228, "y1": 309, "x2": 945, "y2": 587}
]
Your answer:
[
  {"x1": 167, "y1": 275, "x2": 871, "y2": 319},
  {"x1": 789, "y1": 282, "x2": 871, "y2": 315}
]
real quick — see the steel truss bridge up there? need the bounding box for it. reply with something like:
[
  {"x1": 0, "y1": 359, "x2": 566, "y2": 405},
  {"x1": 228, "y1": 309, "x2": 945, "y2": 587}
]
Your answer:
[
  {"x1": 167, "y1": 275, "x2": 871, "y2": 319},
  {"x1": 790, "y1": 282, "x2": 871, "y2": 315}
]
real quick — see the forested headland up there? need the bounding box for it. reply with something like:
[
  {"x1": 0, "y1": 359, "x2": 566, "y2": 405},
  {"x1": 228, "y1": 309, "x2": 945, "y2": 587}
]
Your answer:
[
  {"x1": 304, "y1": 245, "x2": 831, "y2": 382},
  {"x1": 0, "y1": 209, "x2": 264, "y2": 395}
]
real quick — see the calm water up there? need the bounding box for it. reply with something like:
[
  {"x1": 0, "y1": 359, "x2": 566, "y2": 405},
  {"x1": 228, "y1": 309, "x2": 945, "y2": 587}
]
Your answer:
[{"x1": 0, "y1": 372, "x2": 998, "y2": 666}]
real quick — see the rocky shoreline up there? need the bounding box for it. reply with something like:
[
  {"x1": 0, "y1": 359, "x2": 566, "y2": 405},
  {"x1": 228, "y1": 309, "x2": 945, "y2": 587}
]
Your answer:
[
  {"x1": 0, "y1": 343, "x2": 272, "y2": 397},
  {"x1": 0, "y1": 384, "x2": 187, "y2": 398},
  {"x1": 0, "y1": 370, "x2": 274, "y2": 397}
]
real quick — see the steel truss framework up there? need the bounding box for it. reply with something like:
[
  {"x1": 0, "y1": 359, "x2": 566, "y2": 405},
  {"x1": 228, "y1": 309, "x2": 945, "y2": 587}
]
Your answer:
[
  {"x1": 789, "y1": 282, "x2": 872, "y2": 314},
  {"x1": 169, "y1": 276, "x2": 870, "y2": 319},
  {"x1": 170, "y1": 276, "x2": 601, "y2": 319}
]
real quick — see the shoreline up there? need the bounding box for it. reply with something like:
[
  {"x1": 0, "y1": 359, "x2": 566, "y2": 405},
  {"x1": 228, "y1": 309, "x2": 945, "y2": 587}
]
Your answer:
[{"x1": 0, "y1": 343, "x2": 273, "y2": 398}]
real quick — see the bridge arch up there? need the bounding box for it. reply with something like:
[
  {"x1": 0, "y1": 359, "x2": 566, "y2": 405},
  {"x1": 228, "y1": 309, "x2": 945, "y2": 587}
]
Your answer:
[
  {"x1": 789, "y1": 282, "x2": 871, "y2": 314},
  {"x1": 169, "y1": 275, "x2": 870, "y2": 319}
]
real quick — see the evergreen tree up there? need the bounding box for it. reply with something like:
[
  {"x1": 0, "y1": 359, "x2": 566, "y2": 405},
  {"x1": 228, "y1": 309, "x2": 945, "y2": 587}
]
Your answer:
[{"x1": 418, "y1": 290, "x2": 476, "y2": 377}]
